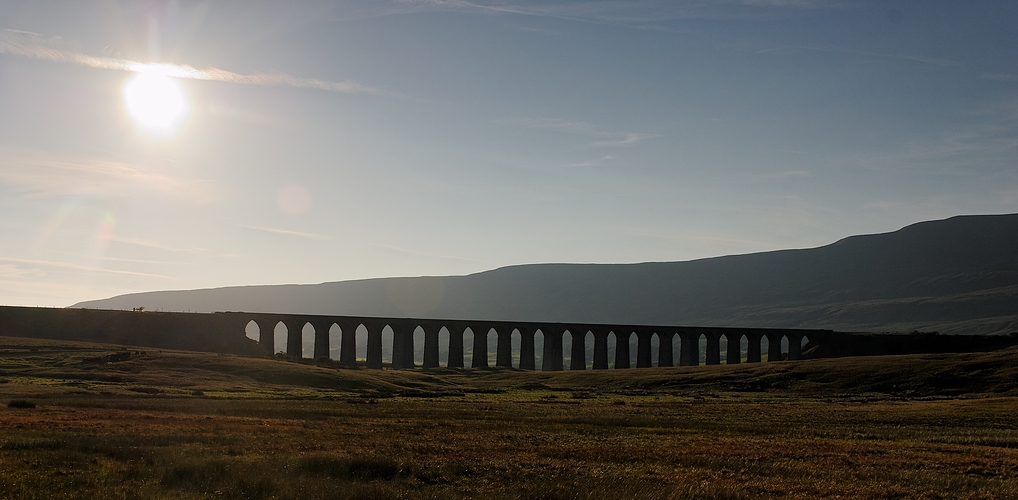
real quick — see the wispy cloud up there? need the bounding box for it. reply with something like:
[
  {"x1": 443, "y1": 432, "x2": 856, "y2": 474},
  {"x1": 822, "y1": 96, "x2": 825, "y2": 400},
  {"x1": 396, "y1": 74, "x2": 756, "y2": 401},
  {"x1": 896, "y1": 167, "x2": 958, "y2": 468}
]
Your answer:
[
  {"x1": 618, "y1": 226, "x2": 776, "y2": 251},
  {"x1": 108, "y1": 236, "x2": 207, "y2": 254},
  {"x1": 0, "y1": 29, "x2": 380, "y2": 95},
  {"x1": 814, "y1": 98, "x2": 1018, "y2": 181},
  {"x1": 0, "y1": 279, "x2": 134, "y2": 307},
  {"x1": 0, "y1": 147, "x2": 214, "y2": 202},
  {"x1": 888, "y1": 100, "x2": 1018, "y2": 164},
  {"x1": 981, "y1": 74, "x2": 1018, "y2": 82},
  {"x1": 568, "y1": 155, "x2": 615, "y2": 167},
  {"x1": 862, "y1": 201, "x2": 902, "y2": 210},
  {"x1": 0, "y1": 264, "x2": 40, "y2": 280},
  {"x1": 802, "y1": 44, "x2": 960, "y2": 67},
  {"x1": 761, "y1": 169, "x2": 810, "y2": 179},
  {"x1": 747, "y1": 40, "x2": 962, "y2": 69},
  {"x1": 590, "y1": 133, "x2": 659, "y2": 147},
  {"x1": 740, "y1": 0, "x2": 831, "y2": 6},
  {"x1": 0, "y1": 257, "x2": 174, "y2": 279},
  {"x1": 239, "y1": 225, "x2": 334, "y2": 241},
  {"x1": 712, "y1": 168, "x2": 811, "y2": 185},
  {"x1": 368, "y1": 242, "x2": 483, "y2": 263},
  {"x1": 509, "y1": 117, "x2": 659, "y2": 147},
  {"x1": 396, "y1": 0, "x2": 837, "y2": 26},
  {"x1": 100, "y1": 257, "x2": 187, "y2": 266},
  {"x1": 513, "y1": 117, "x2": 601, "y2": 134}
]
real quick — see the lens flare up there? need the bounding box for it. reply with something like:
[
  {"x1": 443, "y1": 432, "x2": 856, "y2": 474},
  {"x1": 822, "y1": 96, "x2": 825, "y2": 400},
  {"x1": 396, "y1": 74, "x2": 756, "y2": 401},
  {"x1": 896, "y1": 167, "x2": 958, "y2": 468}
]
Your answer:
[{"x1": 123, "y1": 72, "x2": 189, "y2": 135}]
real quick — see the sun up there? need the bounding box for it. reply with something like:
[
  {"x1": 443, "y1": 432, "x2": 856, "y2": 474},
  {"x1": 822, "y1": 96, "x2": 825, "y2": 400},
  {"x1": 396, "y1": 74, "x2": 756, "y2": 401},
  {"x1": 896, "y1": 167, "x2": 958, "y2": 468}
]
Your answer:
[{"x1": 123, "y1": 72, "x2": 189, "y2": 135}]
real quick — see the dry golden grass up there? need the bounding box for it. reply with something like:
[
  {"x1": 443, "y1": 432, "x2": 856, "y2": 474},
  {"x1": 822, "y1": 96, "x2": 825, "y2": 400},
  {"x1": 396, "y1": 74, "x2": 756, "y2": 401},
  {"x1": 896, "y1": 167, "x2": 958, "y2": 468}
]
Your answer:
[{"x1": 1, "y1": 336, "x2": 1017, "y2": 499}]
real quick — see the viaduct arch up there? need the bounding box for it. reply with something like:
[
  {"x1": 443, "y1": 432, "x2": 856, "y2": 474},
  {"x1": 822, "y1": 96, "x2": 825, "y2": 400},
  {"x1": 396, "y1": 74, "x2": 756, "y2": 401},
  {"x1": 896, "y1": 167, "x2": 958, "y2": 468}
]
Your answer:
[
  {"x1": 236, "y1": 312, "x2": 821, "y2": 370},
  {"x1": 4, "y1": 306, "x2": 1014, "y2": 365}
]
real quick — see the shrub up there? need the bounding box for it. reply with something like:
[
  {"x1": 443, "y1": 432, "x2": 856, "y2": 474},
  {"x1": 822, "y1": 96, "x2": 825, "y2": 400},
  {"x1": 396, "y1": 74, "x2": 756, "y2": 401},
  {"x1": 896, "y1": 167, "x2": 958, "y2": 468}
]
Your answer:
[
  {"x1": 127, "y1": 387, "x2": 162, "y2": 394},
  {"x1": 8, "y1": 400, "x2": 36, "y2": 409},
  {"x1": 298, "y1": 454, "x2": 404, "y2": 481}
]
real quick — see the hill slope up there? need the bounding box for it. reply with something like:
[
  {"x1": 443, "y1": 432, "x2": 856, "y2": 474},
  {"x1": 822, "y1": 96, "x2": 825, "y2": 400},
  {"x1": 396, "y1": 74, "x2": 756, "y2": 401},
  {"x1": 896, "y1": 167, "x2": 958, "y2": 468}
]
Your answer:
[{"x1": 75, "y1": 214, "x2": 1018, "y2": 334}]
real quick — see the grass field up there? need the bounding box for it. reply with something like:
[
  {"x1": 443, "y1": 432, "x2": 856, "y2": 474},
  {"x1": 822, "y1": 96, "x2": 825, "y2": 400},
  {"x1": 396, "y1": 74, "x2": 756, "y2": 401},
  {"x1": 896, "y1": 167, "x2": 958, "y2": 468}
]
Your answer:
[{"x1": 1, "y1": 336, "x2": 1017, "y2": 499}]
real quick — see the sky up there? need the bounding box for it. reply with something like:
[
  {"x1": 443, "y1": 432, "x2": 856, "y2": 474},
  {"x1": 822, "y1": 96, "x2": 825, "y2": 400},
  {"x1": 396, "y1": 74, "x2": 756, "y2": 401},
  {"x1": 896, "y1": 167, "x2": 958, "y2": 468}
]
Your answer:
[{"x1": 0, "y1": 0, "x2": 1015, "y2": 307}]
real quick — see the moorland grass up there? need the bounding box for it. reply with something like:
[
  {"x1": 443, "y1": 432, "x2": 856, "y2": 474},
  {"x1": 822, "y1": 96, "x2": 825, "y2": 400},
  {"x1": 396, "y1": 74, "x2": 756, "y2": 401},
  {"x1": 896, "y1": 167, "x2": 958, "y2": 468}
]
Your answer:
[{"x1": 1, "y1": 336, "x2": 1017, "y2": 499}]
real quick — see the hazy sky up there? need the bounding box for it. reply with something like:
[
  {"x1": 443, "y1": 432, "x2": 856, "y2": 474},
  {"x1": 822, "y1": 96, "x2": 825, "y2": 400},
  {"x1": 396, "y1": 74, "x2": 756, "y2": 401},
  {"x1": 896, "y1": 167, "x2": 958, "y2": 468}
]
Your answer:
[{"x1": 0, "y1": 0, "x2": 1015, "y2": 307}]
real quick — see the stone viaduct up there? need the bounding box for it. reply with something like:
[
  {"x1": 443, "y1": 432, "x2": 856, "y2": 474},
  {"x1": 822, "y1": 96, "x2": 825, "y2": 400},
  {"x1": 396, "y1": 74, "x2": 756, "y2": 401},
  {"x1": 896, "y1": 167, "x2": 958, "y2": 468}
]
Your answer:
[
  {"x1": 230, "y1": 312, "x2": 828, "y2": 370},
  {"x1": 3, "y1": 306, "x2": 1015, "y2": 369}
]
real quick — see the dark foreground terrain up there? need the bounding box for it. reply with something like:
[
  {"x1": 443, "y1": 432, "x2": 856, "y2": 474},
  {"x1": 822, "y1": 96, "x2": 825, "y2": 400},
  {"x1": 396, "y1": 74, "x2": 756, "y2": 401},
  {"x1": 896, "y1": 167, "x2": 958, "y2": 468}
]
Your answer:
[{"x1": 2, "y1": 336, "x2": 1017, "y2": 499}]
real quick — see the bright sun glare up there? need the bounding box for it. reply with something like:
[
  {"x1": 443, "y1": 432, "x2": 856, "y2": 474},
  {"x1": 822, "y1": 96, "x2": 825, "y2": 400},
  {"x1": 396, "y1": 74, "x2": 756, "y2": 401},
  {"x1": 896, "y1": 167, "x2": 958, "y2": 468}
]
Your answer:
[{"x1": 123, "y1": 72, "x2": 189, "y2": 135}]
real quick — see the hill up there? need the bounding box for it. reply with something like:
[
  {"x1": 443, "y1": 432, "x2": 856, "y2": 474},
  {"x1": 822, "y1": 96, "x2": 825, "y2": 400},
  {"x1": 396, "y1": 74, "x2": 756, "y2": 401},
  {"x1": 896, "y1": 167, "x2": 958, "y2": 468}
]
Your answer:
[{"x1": 74, "y1": 214, "x2": 1018, "y2": 335}]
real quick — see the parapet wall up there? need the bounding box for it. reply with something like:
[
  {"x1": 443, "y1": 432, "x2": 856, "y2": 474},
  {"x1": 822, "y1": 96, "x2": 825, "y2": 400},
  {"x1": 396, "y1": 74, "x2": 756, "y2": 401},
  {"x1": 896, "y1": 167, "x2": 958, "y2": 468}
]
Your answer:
[{"x1": 0, "y1": 306, "x2": 260, "y2": 355}]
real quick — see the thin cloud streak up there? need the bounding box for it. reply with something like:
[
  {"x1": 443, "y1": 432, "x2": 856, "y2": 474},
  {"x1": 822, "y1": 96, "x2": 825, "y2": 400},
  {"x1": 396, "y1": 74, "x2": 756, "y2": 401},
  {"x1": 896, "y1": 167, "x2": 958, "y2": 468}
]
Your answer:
[
  {"x1": 0, "y1": 257, "x2": 174, "y2": 279},
  {"x1": 100, "y1": 257, "x2": 187, "y2": 266},
  {"x1": 239, "y1": 225, "x2": 335, "y2": 241},
  {"x1": 108, "y1": 236, "x2": 207, "y2": 254},
  {"x1": 618, "y1": 226, "x2": 777, "y2": 252},
  {"x1": 509, "y1": 117, "x2": 659, "y2": 147},
  {"x1": 368, "y1": 242, "x2": 483, "y2": 264},
  {"x1": 0, "y1": 147, "x2": 214, "y2": 203},
  {"x1": 760, "y1": 169, "x2": 810, "y2": 179},
  {"x1": 513, "y1": 117, "x2": 601, "y2": 134},
  {"x1": 982, "y1": 74, "x2": 1018, "y2": 82},
  {"x1": 398, "y1": 0, "x2": 838, "y2": 26},
  {"x1": 802, "y1": 44, "x2": 960, "y2": 67},
  {"x1": 0, "y1": 29, "x2": 380, "y2": 95},
  {"x1": 590, "y1": 133, "x2": 660, "y2": 147},
  {"x1": 568, "y1": 155, "x2": 615, "y2": 167},
  {"x1": 0, "y1": 278, "x2": 133, "y2": 306}
]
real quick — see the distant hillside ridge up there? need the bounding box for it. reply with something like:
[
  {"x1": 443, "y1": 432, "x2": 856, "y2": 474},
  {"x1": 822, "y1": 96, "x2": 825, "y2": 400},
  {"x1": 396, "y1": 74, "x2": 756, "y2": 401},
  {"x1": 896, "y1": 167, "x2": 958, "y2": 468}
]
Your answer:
[{"x1": 74, "y1": 214, "x2": 1018, "y2": 335}]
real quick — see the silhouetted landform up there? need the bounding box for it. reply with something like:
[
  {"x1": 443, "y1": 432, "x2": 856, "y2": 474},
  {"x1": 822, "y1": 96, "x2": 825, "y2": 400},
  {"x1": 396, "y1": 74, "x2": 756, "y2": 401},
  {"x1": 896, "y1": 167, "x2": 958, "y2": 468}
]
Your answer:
[
  {"x1": 2, "y1": 305, "x2": 1017, "y2": 366},
  {"x1": 0, "y1": 306, "x2": 262, "y2": 356},
  {"x1": 75, "y1": 214, "x2": 1018, "y2": 335}
]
